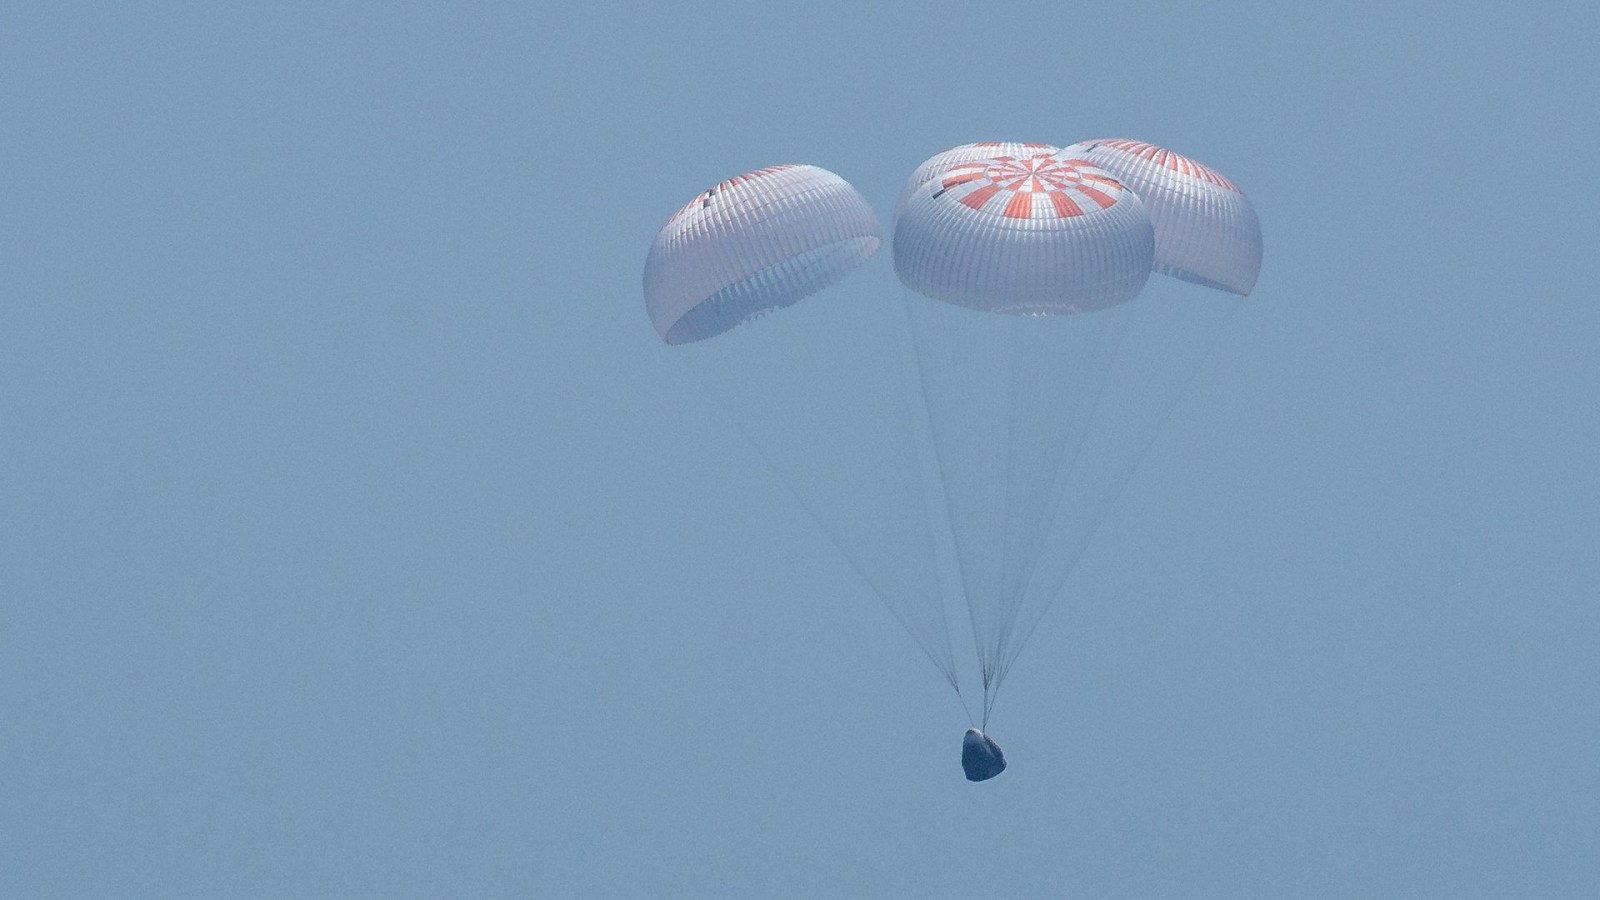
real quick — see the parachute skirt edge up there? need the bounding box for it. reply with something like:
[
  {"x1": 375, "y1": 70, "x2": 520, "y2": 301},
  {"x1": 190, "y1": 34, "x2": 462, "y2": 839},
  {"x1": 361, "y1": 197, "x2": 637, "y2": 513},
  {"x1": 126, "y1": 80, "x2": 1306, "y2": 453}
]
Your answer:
[{"x1": 662, "y1": 235, "x2": 881, "y2": 344}]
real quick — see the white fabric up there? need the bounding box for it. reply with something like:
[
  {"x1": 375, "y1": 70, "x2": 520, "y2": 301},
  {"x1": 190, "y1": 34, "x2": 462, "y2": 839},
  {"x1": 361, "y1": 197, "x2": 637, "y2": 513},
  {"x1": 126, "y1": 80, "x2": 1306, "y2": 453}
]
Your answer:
[
  {"x1": 894, "y1": 141, "x2": 1061, "y2": 220},
  {"x1": 1066, "y1": 139, "x2": 1262, "y2": 295},
  {"x1": 894, "y1": 149, "x2": 1154, "y2": 315},
  {"x1": 644, "y1": 165, "x2": 881, "y2": 344}
]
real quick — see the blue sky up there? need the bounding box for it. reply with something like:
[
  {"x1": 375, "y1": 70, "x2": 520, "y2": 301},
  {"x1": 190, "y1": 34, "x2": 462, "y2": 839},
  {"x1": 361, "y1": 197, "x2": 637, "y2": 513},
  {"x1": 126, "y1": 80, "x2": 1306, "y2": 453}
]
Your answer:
[{"x1": 4, "y1": 1, "x2": 1597, "y2": 896}]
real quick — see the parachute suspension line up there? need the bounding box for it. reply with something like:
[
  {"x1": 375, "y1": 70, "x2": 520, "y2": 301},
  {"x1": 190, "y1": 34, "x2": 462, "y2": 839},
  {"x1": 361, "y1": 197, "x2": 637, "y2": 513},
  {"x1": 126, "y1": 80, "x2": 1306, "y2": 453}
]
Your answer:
[
  {"x1": 981, "y1": 673, "x2": 1009, "y2": 730},
  {"x1": 994, "y1": 296, "x2": 1246, "y2": 687},
  {"x1": 899, "y1": 286, "x2": 989, "y2": 698},
  {"x1": 995, "y1": 316, "x2": 1076, "y2": 626},
  {"x1": 887, "y1": 278, "x2": 966, "y2": 698},
  {"x1": 957, "y1": 685, "x2": 976, "y2": 727},
  {"x1": 987, "y1": 309, "x2": 1133, "y2": 695},
  {"x1": 987, "y1": 315, "x2": 1027, "y2": 723},
  {"x1": 983, "y1": 679, "x2": 995, "y2": 730},
  {"x1": 696, "y1": 369, "x2": 964, "y2": 694},
  {"x1": 876, "y1": 277, "x2": 960, "y2": 698},
  {"x1": 1006, "y1": 319, "x2": 1105, "y2": 614}
]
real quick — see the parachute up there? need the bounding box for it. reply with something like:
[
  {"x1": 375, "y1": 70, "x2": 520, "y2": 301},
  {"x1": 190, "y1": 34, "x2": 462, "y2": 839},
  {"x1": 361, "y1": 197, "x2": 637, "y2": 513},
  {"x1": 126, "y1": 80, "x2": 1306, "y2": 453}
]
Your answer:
[
  {"x1": 644, "y1": 164, "x2": 882, "y2": 344},
  {"x1": 894, "y1": 148, "x2": 1154, "y2": 314},
  {"x1": 647, "y1": 146, "x2": 1259, "y2": 775},
  {"x1": 1066, "y1": 139, "x2": 1263, "y2": 295}
]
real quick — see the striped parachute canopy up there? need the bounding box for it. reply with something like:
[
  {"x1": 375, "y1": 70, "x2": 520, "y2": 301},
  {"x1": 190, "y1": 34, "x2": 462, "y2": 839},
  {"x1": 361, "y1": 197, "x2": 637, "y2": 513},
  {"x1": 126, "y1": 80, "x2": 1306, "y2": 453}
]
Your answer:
[
  {"x1": 643, "y1": 164, "x2": 882, "y2": 345},
  {"x1": 894, "y1": 141, "x2": 1061, "y2": 220},
  {"x1": 1065, "y1": 139, "x2": 1263, "y2": 296},
  {"x1": 894, "y1": 148, "x2": 1155, "y2": 314}
]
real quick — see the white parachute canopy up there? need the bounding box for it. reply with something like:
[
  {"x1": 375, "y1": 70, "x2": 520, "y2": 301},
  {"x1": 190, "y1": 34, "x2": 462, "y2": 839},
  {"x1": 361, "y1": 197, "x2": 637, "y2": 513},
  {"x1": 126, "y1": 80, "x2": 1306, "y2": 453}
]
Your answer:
[
  {"x1": 1065, "y1": 139, "x2": 1263, "y2": 295},
  {"x1": 644, "y1": 164, "x2": 883, "y2": 344}
]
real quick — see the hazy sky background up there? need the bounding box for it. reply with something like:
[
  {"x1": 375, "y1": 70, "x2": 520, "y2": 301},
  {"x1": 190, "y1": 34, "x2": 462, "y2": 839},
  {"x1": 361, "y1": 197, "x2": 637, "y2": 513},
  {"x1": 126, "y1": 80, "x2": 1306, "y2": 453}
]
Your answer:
[{"x1": 4, "y1": 1, "x2": 1597, "y2": 897}]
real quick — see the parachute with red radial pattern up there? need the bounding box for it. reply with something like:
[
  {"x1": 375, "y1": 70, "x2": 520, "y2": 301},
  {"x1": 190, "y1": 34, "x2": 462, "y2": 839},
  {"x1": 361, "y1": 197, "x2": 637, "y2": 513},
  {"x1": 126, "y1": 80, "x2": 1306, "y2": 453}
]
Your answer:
[
  {"x1": 1065, "y1": 138, "x2": 1262, "y2": 295},
  {"x1": 894, "y1": 141, "x2": 1061, "y2": 219},
  {"x1": 894, "y1": 147, "x2": 1155, "y2": 314}
]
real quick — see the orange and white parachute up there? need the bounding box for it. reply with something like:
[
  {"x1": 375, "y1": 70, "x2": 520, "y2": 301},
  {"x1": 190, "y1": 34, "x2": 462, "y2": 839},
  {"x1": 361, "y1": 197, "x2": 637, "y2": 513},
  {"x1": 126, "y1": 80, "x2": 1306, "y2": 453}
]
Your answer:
[
  {"x1": 1065, "y1": 139, "x2": 1262, "y2": 295},
  {"x1": 894, "y1": 147, "x2": 1154, "y2": 314}
]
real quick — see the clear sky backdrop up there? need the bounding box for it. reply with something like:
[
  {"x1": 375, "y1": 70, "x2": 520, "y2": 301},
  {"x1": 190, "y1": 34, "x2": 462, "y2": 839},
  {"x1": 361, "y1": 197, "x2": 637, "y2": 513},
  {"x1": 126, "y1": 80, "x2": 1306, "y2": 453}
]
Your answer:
[{"x1": 4, "y1": 1, "x2": 1597, "y2": 897}]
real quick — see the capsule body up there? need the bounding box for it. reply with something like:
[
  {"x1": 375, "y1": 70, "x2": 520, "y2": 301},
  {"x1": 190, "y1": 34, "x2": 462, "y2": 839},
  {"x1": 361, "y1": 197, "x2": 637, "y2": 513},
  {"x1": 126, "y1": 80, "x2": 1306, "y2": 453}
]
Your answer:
[{"x1": 962, "y1": 728, "x2": 1006, "y2": 782}]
